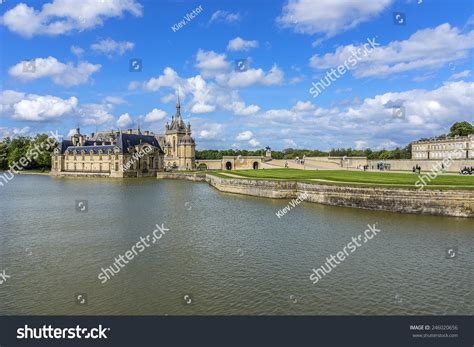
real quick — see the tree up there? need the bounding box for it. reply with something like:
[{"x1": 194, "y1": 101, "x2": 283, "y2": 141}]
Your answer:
[
  {"x1": 0, "y1": 139, "x2": 9, "y2": 170},
  {"x1": 449, "y1": 121, "x2": 473, "y2": 137}
]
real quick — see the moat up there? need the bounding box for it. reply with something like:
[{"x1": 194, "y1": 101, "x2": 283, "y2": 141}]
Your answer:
[{"x1": 0, "y1": 175, "x2": 472, "y2": 315}]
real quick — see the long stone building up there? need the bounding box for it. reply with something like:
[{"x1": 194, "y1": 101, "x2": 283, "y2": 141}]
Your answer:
[{"x1": 411, "y1": 134, "x2": 474, "y2": 160}]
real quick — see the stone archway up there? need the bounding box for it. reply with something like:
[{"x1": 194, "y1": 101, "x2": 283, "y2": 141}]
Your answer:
[
  {"x1": 253, "y1": 161, "x2": 259, "y2": 170},
  {"x1": 197, "y1": 163, "x2": 208, "y2": 170},
  {"x1": 225, "y1": 161, "x2": 232, "y2": 170}
]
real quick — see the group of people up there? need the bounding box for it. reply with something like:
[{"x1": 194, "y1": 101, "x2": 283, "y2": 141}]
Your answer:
[
  {"x1": 460, "y1": 166, "x2": 473, "y2": 175},
  {"x1": 412, "y1": 165, "x2": 422, "y2": 174}
]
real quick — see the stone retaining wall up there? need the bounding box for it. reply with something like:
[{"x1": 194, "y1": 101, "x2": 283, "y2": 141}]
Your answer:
[
  {"x1": 157, "y1": 172, "x2": 207, "y2": 182},
  {"x1": 205, "y1": 175, "x2": 474, "y2": 218}
]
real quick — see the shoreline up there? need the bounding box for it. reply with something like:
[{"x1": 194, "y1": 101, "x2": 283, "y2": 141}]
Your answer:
[{"x1": 157, "y1": 172, "x2": 474, "y2": 218}]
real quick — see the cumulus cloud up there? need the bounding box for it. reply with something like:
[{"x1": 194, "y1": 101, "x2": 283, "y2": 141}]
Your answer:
[
  {"x1": 144, "y1": 108, "x2": 167, "y2": 122},
  {"x1": 216, "y1": 64, "x2": 284, "y2": 88},
  {"x1": 91, "y1": 38, "x2": 135, "y2": 56},
  {"x1": 8, "y1": 56, "x2": 101, "y2": 87},
  {"x1": 1, "y1": 0, "x2": 143, "y2": 37},
  {"x1": 277, "y1": 0, "x2": 392, "y2": 38},
  {"x1": 195, "y1": 50, "x2": 230, "y2": 78},
  {"x1": 0, "y1": 90, "x2": 77, "y2": 122},
  {"x1": 198, "y1": 123, "x2": 224, "y2": 140},
  {"x1": 248, "y1": 138, "x2": 260, "y2": 147},
  {"x1": 227, "y1": 37, "x2": 258, "y2": 51},
  {"x1": 236, "y1": 131, "x2": 253, "y2": 141},
  {"x1": 116, "y1": 113, "x2": 133, "y2": 128},
  {"x1": 249, "y1": 81, "x2": 474, "y2": 149},
  {"x1": 70, "y1": 45, "x2": 84, "y2": 57},
  {"x1": 76, "y1": 103, "x2": 114, "y2": 126},
  {"x1": 309, "y1": 24, "x2": 474, "y2": 78}
]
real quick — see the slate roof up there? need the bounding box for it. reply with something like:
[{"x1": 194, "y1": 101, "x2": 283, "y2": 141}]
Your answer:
[{"x1": 59, "y1": 133, "x2": 164, "y2": 155}]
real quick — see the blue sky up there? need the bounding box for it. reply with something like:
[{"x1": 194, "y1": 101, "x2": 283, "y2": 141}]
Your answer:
[{"x1": 1, "y1": 0, "x2": 473, "y2": 151}]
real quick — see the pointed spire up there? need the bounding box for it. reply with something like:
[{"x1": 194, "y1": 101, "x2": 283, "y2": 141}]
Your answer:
[{"x1": 175, "y1": 86, "x2": 182, "y2": 119}]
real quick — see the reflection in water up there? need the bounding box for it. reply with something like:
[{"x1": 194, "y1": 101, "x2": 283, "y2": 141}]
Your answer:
[{"x1": 0, "y1": 175, "x2": 472, "y2": 315}]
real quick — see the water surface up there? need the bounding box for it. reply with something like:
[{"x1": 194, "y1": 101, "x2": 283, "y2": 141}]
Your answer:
[{"x1": 0, "y1": 175, "x2": 472, "y2": 315}]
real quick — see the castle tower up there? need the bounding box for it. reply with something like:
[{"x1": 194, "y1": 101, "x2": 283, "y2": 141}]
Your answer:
[{"x1": 164, "y1": 89, "x2": 196, "y2": 170}]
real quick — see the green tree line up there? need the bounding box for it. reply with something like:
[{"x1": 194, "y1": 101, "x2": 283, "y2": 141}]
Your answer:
[
  {"x1": 197, "y1": 121, "x2": 472, "y2": 160},
  {"x1": 0, "y1": 134, "x2": 58, "y2": 171}
]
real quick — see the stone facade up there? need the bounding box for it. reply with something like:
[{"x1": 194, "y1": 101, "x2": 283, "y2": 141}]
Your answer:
[
  {"x1": 412, "y1": 134, "x2": 474, "y2": 160},
  {"x1": 161, "y1": 94, "x2": 196, "y2": 170},
  {"x1": 51, "y1": 128, "x2": 164, "y2": 178}
]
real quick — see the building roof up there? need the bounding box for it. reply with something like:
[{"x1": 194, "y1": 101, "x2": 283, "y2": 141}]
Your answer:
[
  {"x1": 116, "y1": 133, "x2": 163, "y2": 153},
  {"x1": 58, "y1": 132, "x2": 164, "y2": 155}
]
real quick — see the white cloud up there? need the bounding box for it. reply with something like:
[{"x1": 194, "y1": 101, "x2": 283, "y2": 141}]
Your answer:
[
  {"x1": 216, "y1": 64, "x2": 284, "y2": 88},
  {"x1": 1, "y1": 0, "x2": 143, "y2": 37},
  {"x1": 144, "y1": 108, "x2": 167, "y2": 122},
  {"x1": 71, "y1": 45, "x2": 84, "y2": 57},
  {"x1": 208, "y1": 10, "x2": 241, "y2": 25},
  {"x1": 77, "y1": 103, "x2": 114, "y2": 126},
  {"x1": 310, "y1": 24, "x2": 474, "y2": 78},
  {"x1": 195, "y1": 49, "x2": 230, "y2": 78},
  {"x1": 236, "y1": 131, "x2": 253, "y2": 141},
  {"x1": 8, "y1": 56, "x2": 101, "y2": 87},
  {"x1": 143, "y1": 67, "x2": 182, "y2": 91},
  {"x1": 227, "y1": 101, "x2": 260, "y2": 116},
  {"x1": 248, "y1": 138, "x2": 260, "y2": 147},
  {"x1": 277, "y1": 0, "x2": 392, "y2": 38},
  {"x1": 449, "y1": 70, "x2": 471, "y2": 80},
  {"x1": 90, "y1": 38, "x2": 134, "y2": 56},
  {"x1": 354, "y1": 140, "x2": 368, "y2": 150},
  {"x1": 198, "y1": 124, "x2": 224, "y2": 140},
  {"x1": 0, "y1": 90, "x2": 77, "y2": 122},
  {"x1": 0, "y1": 126, "x2": 31, "y2": 138},
  {"x1": 227, "y1": 37, "x2": 258, "y2": 51},
  {"x1": 249, "y1": 81, "x2": 474, "y2": 150},
  {"x1": 104, "y1": 96, "x2": 126, "y2": 105},
  {"x1": 191, "y1": 104, "x2": 216, "y2": 114},
  {"x1": 116, "y1": 113, "x2": 133, "y2": 128}
]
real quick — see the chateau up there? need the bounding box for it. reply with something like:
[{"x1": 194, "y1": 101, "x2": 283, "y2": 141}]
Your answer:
[
  {"x1": 411, "y1": 134, "x2": 474, "y2": 160},
  {"x1": 51, "y1": 97, "x2": 196, "y2": 177}
]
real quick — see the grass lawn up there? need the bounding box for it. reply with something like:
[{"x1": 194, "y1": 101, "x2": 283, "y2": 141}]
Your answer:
[{"x1": 209, "y1": 168, "x2": 474, "y2": 190}]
